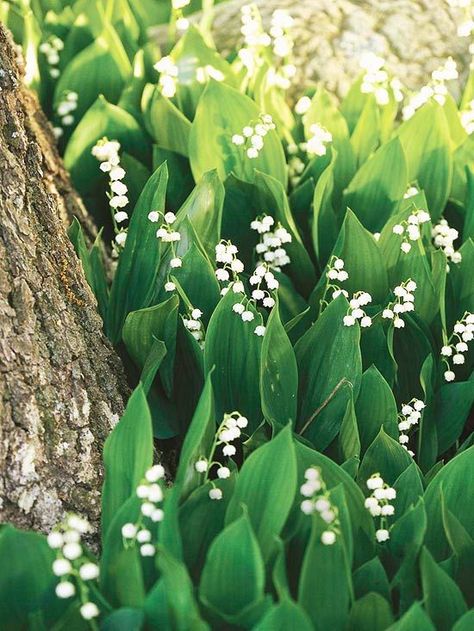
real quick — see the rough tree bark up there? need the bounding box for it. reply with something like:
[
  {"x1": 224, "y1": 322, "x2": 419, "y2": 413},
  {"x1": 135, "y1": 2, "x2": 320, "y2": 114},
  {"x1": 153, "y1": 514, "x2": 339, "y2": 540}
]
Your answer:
[
  {"x1": 0, "y1": 25, "x2": 129, "y2": 534},
  {"x1": 153, "y1": 0, "x2": 470, "y2": 99}
]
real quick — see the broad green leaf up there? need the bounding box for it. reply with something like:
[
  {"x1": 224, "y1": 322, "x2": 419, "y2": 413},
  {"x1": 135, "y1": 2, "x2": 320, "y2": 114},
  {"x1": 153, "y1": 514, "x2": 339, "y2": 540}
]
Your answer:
[
  {"x1": 107, "y1": 163, "x2": 168, "y2": 343},
  {"x1": 347, "y1": 592, "x2": 394, "y2": 631},
  {"x1": 389, "y1": 498, "x2": 427, "y2": 559},
  {"x1": 253, "y1": 599, "x2": 313, "y2": 631},
  {"x1": 312, "y1": 149, "x2": 339, "y2": 268},
  {"x1": 355, "y1": 366, "x2": 398, "y2": 453},
  {"x1": 225, "y1": 425, "x2": 297, "y2": 561},
  {"x1": 101, "y1": 386, "x2": 153, "y2": 539},
  {"x1": 424, "y1": 446, "x2": 474, "y2": 560},
  {"x1": 396, "y1": 102, "x2": 453, "y2": 220},
  {"x1": 298, "y1": 511, "x2": 352, "y2": 631},
  {"x1": 386, "y1": 602, "x2": 435, "y2": 631},
  {"x1": 174, "y1": 373, "x2": 216, "y2": 500},
  {"x1": 189, "y1": 81, "x2": 287, "y2": 187},
  {"x1": 339, "y1": 396, "x2": 361, "y2": 462},
  {"x1": 353, "y1": 557, "x2": 390, "y2": 601},
  {"x1": 0, "y1": 527, "x2": 55, "y2": 630},
  {"x1": 199, "y1": 512, "x2": 265, "y2": 618},
  {"x1": 453, "y1": 610, "x2": 474, "y2": 631},
  {"x1": 101, "y1": 608, "x2": 144, "y2": 631},
  {"x1": 350, "y1": 94, "x2": 380, "y2": 167},
  {"x1": 65, "y1": 95, "x2": 150, "y2": 201},
  {"x1": 344, "y1": 137, "x2": 407, "y2": 232},
  {"x1": 204, "y1": 289, "x2": 263, "y2": 429},
  {"x1": 143, "y1": 84, "x2": 191, "y2": 157},
  {"x1": 358, "y1": 428, "x2": 413, "y2": 486},
  {"x1": 260, "y1": 303, "x2": 298, "y2": 426},
  {"x1": 54, "y1": 24, "x2": 131, "y2": 120},
  {"x1": 435, "y1": 378, "x2": 474, "y2": 455},
  {"x1": 420, "y1": 547, "x2": 467, "y2": 631},
  {"x1": 295, "y1": 297, "x2": 362, "y2": 449}
]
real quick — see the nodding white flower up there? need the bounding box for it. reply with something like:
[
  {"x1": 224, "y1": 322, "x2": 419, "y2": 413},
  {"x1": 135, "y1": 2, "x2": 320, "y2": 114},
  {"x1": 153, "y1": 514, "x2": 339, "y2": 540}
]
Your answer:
[
  {"x1": 453, "y1": 354, "x2": 465, "y2": 365},
  {"x1": 151, "y1": 508, "x2": 164, "y2": 522},
  {"x1": 79, "y1": 562, "x2": 100, "y2": 581},
  {"x1": 53, "y1": 559, "x2": 72, "y2": 576},
  {"x1": 216, "y1": 268, "x2": 230, "y2": 281},
  {"x1": 360, "y1": 316, "x2": 372, "y2": 328},
  {"x1": 115, "y1": 232, "x2": 127, "y2": 247},
  {"x1": 56, "y1": 581, "x2": 75, "y2": 599},
  {"x1": 444, "y1": 370, "x2": 455, "y2": 381},
  {"x1": 254, "y1": 325, "x2": 266, "y2": 336},
  {"x1": 62, "y1": 542, "x2": 82, "y2": 560},
  {"x1": 306, "y1": 123, "x2": 333, "y2": 156},
  {"x1": 343, "y1": 315, "x2": 356, "y2": 327},
  {"x1": 141, "y1": 502, "x2": 155, "y2": 517},
  {"x1": 401, "y1": 242, "x2": 412, "y2": 253},
  {"x1": 236, "y1": 416, "x2": 248, "y2": 428},
  {"x1": 231, "y1": 259, "x2": 244, "y2": 273},
  {"x1": 301, "y1": 499, "x2": 315, "y2": 514},
  {"x1": 333, "y1": 258, "x2": 344, "y2": 270},
  {"x1": 148, "y1": 484, "x2": 163, "y2": 503},
  {"x1": 432, "y1": 219, "x2": 462, "y2": 268},
  {"x1": 263, "y1": 296, "x2": 275, "y2": 308},
  {"x1": 223, "y1": 444, "x2": 236, "y2": 456},
  {"x1": 247, "y1": 147, "x2": 259, "y2": 159},
  {"x1": 393, "y1": 317, "x2": 405, "y2": 328},
  {"x1": 233, "y1": 303, "x2": 245, "y2": 315},
  {"x1": 164, "y1": 212, "x2": 176, "y2": 224},
  {"x1": 195, "y1": 459, "x2": 208, "y2": 473},
  {"x1": 321, "y1": 530, "x2": 336, "y2": 545},
  {"x1": 233, "y1": 281, "x2": 245, "y2": 293},
  {"x1": 140, "y1": 544, "x2": 156, "y2": 557},
  {"x1": 47, "y1": 531, "x2": 64, "y2": 549},
  {"x1": 80, "y1": 602, "x2": 99, "y2": 620},
  {"x1": 217, "y1": 466, "x2": 231, "y2": 479},
  {"x1": 381, "y1": 504, "x2": 395, "y2": 516},
  {"x1": 375, "y1": 529, "x2": 390, "y2": 542},
  {"x1": 110, "y1": 166, "x2": 126, "y2": 180},
  {"x1": 241, "y1": 310, "x2": 255, "y2": 322},
  {"x1": 232, "y1": 134, "x2": 245, "y2": 145},
  {"x1": 170, "y1": 257, "x2": 182, "y2": 268},
  {"x1": 301, "y1": 482, "x2": 316, "y2": 497},
  {"x1": 209, "y1": 488, "x2": 223, "y2": 500},
  {"x1": 382, "y1": 308, "x2": 394, "y2": 319},
  {"x1": 367, "y1": 476, "x2": 384, "y2": 490},
  {"x1": 148, "y1": 211, "x2": 159, "y2": 223},
  {"x1": 114, "y1": 211, "x2": 128, "y2": 223},
  {"x1": 191, "y1": 308, "x2": 202, "y2": 320},
  {"x1": 165, "y1": 281, "x2": 176, "y2": 292},
  {"x1": 121, "y1": 523, "x2": 137, "y2": 539},
  {"x1": 111, "y1": 181, "x2": 128, "y2": 196},
  {"x1": 136, "y1": 529, "x2": 152, "y2": 543},
  {"x1": 146, "y1": 465, "x2": 165, "y2": 482},
  {"x1": 295, "y1": 96, "x2": 312, "y2": 115},
  {"x1": 63, "y1": 530, "x2": 80, "y2": 544}
]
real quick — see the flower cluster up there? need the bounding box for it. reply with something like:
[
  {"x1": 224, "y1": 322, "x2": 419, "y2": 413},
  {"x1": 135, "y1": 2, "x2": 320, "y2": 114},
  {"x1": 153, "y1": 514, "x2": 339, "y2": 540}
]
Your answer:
[
  {"x1": 288, "y1": 152, "x2": 306, "y2": 187},
  {"x1": 382, "y1": 280, "x2": 417, "y2": 329},
  {"x1": 53, "y1": 91, "x2": 78, "y2": 139},
  {"x1": 238, "y1": 4, "x2": 271, "y2": 75},
  {"x1": 404, "y1": 185, "x2": 420, "y2": 199},
  {"x1": 447, "y1": 0, "x2": 474, "y2": 37},
  {"x1": 231, "y1": 114, "x2": 276, "y2": 159},
  {"x1": 154, "y1": 56, "x2": 179, "y2": 98},
  {"x1": 39, "y1": 36, "x2": 63, "y2": 79},
  {"x1": 251, "y1": 214, "x2": 292, "y2": 270},
  {"x1": 92, "y1": 138, "x2": 129, "y2": 253},
  {"x1": 392, "y1": 208, "x2": 431, "y2": 253},
  {"x1": 432, "y1": 219, "x2": 462, "y2": 269},
  {"x1": 195, "y1": 412, "x2": 248, "y2": 500},
  {"x1": 402, "y1": 58, "x2": 458, "y2": 120},
  {"x1": 359, "y1": 52, "x2": 404, "y2": 105},
  {"x1": 48, "y1": 515, "x2": 100, "y2": 621},
  {"x1": 342, "y1": 291, "x2": 373, "y2": 328},
  {"x1": 215, "y1": 240, "x2": 245, "y2": 293},
  {"x1": 183, "y1": 308, "x2": 204, "y2": 346},
  {"x1": 270, "y1": 9, "x2": 294, "y2": 58},
  {"x1": 365, "y1": 474, "x2": 396, "y2": 542},
  {"x1": 148, "y1": 210, "x2": 182, "y2": 291},
  {"x1": 302, "y1": 123, "x2": 333, "y2": 157},
  {"x1": 398, "y1": 398, "x2": 425, "y2": 456},
  {"x1": 441, "y1": 312, "x2": 474, "y2": 381},
  {"x1": 300, "y1": 467, "x2": 340, "y2": 546},
  {"x1": 320, "y1": 256, "x2": 349, "y2": 309},
  {"x1": 233, "y1": 262, "x2": 279, "y2": 336},
  {"x1": 121, "y1": 464, "x2": 166, "y2": 558}
]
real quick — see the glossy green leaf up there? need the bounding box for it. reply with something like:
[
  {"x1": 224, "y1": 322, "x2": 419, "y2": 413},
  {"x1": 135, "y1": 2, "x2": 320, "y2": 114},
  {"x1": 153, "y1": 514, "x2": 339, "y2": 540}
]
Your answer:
[
  {"x1": 253, "y1": 599, "x2": 313, "y2": 631},
  {"x1": 358, "y1": 428, "x2": 413, "y2": 487},
  {"x1": 347, "y1": 592, "x2": 394, "y2": 631},
  {"x1": 386, "y1": 602, "x2": 435, "y2": 631}
]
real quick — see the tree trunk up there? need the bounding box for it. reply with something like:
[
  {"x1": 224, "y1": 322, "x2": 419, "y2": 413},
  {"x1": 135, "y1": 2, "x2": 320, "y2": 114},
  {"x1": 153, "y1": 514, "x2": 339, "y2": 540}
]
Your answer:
[
  {"x1": 0, "y1": 24, "x2": 129, "y2": 534},
  {"x1": 152, "y1": 0, "x2": 470, "y2": 100}
]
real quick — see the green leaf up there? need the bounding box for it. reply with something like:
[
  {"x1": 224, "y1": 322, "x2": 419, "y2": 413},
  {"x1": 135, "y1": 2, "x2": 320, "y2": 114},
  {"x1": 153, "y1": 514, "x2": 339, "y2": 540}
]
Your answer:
[
  {"x1": 298, "y1": 511, "x2": 352, "y2": 631},
  {"x1": 386, "y1": 602, "x2": 435, "y2": 631},
  {"x1": 101, "y1": 608, "x2": 144, "y2": 631},
  {"x1": 353, "y1": 557, "x2": 391, "y2": 601},
  {"x1": 312, "y1": 149, "x2": 339, "y2": 268},
  {"x1": 453, "y1": 610, "x2": 474, "y2": 631},
  {"x1": 260, "y1": 303, "x2": 298, "y2": 426},
  {"x1": 295, "y1": 296, "x2": 362, "y2": 449},
  {"x1": 424, "y1": 446, "x2": 474, "y2": 560},
  {"x1": 101, "y1": 386, "x2": 153, "y2": 539},
  {"x1": 253, "y1": 599, "x2": 313, "y2": 631},
  {"x1": 355, "y1": 366, "x2": 398, "y2": 453},
  {"x1": 225, "y1": 425, "x2": 297, "y2": 562},
  {"x1": 0, "y1": 527, "x2": 55, "y2": 630},
  {"x1": 339, "y1": 396, "x2": 361, "y2": 462},
  {"x1": 344, "y1": 137, "x2": 408, "y2": 232},
  {"x1": 174, "y1": 373, "x2": 215, "y2": 501},
  {"x1": 122, "y1": 295, "x2": 179, "y2": 395},
  {"x1": 435, "y1": 378, "x2": 474, "y2": 456},
  {"x1": 420, "y1": 547, "x2": 467, "y2": 631},
  {"x1": 54, "y1": 24, "x2": 131, "y2": 120},
  {"x1": 64, "y1": 95, "x2": 150, "y2": 206},
  {"x1": 107, "y1": 163, "x2": 168, "y2": 343},
  {"x1": 396, "y1": 102, "x2": 453, "y2": 220},
  {"x1": 347, "y1": 592, "x2": 394, "y2": 631},
  {"x1": 358, "y1": 428, "x2": 413, "y2": 487},
  {"x1": 204, "y1": 289, "x2": 263, "y2": 429},
  {"x1": 199, "y1": 511, "x2": 265, "y2": 618},
  {"x1": 189, "y1": 81, "x2": 287, "y2": 188},
  {"x1": 143, "y1": 84, "x2": 191, "y2": 157},
  {"x1": 330, "y1": 209, "x2": 389, "y2": 303},
  {"x1": 350, "y1": 94, "x2": 381, "y2": 167}
]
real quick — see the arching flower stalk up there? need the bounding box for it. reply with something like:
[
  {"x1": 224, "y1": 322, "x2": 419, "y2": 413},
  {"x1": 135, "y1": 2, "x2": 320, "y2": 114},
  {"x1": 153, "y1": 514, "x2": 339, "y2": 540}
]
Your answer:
[
  {"x1": 300, "y1": 466, "x2": 340, "y2": 545},
  {"x1": 364, "y1": 474, "x2": 396, "y2": 542},
  {"x1": 441, "y1": 312, "x2": 474, "y2": 381}
]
